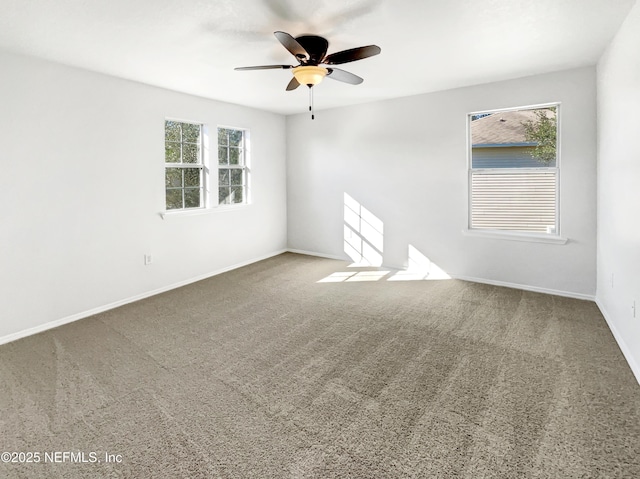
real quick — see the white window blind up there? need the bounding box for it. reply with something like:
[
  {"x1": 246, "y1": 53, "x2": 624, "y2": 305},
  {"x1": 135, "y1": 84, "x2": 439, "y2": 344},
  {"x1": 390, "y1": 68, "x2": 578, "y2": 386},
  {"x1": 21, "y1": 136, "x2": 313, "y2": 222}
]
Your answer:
[{"x1": 470, "y1": 170, "x2": 557, "y2": 233}]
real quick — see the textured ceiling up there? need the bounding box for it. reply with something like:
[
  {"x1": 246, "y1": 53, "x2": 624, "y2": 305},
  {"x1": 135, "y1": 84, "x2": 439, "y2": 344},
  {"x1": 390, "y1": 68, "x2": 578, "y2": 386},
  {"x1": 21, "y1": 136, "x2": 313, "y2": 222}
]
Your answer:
[{"x1": 0, "y1": 0, "x2": 636, "y2": 115}]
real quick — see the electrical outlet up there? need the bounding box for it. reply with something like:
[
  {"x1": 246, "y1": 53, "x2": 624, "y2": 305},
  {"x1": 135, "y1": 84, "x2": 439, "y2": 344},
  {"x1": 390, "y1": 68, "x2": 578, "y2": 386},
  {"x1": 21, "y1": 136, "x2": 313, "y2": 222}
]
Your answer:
[{"x1": 144, "y1": 254, "x2": 153, "y2": 265}]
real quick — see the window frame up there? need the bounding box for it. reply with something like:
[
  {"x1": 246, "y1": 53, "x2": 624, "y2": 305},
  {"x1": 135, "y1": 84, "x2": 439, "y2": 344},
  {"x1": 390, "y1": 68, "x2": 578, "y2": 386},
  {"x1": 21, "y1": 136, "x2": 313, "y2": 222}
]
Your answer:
[
  {"x1": 216, "y1": 125, "x2": 250, "y2": 207},
  {"x1": 466, "y1": 102, "x2": 563, "y2": 242},
  {"x1": 164, "y1": 118, "x2": 209, "y2": 212}
]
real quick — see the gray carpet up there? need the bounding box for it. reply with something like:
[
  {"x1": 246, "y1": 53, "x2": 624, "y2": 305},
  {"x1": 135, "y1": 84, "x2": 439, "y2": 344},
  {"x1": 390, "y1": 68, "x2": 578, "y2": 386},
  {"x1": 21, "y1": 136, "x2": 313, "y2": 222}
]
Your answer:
[{"x1": 1, "y1": 252, "x2": 639, "y2": 478}]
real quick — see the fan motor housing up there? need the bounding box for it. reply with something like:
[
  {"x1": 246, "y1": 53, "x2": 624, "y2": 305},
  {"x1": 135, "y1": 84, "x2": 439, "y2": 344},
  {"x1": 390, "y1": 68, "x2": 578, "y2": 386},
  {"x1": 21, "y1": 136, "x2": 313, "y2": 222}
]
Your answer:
[{"x1": 295, "y1": 35, "x2": 329, "y2": 64}]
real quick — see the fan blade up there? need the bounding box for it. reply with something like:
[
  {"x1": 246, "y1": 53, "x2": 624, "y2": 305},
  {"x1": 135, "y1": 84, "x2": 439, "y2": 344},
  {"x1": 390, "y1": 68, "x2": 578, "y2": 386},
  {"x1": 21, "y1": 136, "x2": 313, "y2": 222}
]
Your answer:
[
  {"x1": 274, "y1": 31, "x2": 309, "y2": 60},
  {"x1": 325, "y1": 68, "x2": 363, "y2": 85},
  {"x1": 235, "y1": 65, "x2": 292, "y2": 71},
  {"x1": 286, "y1": 77, "x2": 300, "y2": 91},
  {"x1": 323, "y1": 45, "x2": 381, "y2": 65}
]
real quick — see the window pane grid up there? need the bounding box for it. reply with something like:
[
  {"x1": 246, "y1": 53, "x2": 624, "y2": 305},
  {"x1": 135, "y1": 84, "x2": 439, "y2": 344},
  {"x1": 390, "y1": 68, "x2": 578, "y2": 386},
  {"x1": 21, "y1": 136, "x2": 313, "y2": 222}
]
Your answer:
[
  {"x1": 165, "y1": 120, "x2": 204, "y2": 210},
  {"x1": 217, "y1": 127, "x2": 247, "y2": 205},
  {"x1": 164, "y1": 121, "x2": 202, "y2": 166},
  {"x1": 165, "y1": 187, "x2": 203, "y2": 210}
]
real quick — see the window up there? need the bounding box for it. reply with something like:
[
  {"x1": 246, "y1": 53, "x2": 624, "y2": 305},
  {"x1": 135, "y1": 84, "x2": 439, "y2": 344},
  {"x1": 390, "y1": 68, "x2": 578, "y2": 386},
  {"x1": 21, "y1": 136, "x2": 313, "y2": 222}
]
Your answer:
[
  {"x1": 217, "y1": 127, "x2": 248, "y2": 205},
  {"x1": 165, "y1": 120, "x2": 205, "y2": 210},
  {"x1": 468, "y1": 104, "x2": 559, "y2": 235}
]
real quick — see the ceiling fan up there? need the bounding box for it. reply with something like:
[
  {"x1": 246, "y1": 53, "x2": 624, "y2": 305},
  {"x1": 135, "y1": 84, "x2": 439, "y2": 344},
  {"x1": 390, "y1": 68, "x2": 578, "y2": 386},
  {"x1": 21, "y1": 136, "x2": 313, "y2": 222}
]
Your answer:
[{"x1": 235, "y1": 31, "x2": 381, "y2": 119}]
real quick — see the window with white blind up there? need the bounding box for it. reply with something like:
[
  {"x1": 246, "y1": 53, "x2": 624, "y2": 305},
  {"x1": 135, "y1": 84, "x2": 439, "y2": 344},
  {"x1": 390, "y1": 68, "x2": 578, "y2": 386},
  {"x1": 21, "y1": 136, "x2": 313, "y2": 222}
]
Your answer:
[{"x1": 468, "y1": 104, "x2": 559, "y2": 236}]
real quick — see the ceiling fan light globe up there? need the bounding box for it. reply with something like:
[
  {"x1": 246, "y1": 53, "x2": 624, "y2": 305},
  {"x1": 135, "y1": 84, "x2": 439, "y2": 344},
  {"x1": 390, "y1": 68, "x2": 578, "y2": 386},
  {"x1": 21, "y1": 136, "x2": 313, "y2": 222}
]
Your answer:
[{"x1": 292, "y1": 66, "x2": 327, "y2": 86}]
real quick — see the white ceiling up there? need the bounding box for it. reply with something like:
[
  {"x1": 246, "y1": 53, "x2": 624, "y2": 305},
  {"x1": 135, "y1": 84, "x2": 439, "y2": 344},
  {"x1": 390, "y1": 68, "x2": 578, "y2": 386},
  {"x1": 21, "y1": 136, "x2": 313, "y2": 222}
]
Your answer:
[{"x1": 0, "y1": 0, "x2": 636, "y2": 115}]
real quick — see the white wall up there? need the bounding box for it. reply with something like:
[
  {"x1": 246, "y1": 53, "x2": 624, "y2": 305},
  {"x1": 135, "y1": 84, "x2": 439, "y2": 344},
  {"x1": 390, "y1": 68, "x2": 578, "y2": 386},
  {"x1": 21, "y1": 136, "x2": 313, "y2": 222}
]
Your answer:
[
  {"x1": 0, "y1": 49, "x2": 605, "y2": 343},
  {"x1": 596, "y1": 1, "x2": 640, "y2": 382},
  {"x1": 287, "y1": 67, "x2": 597, "y2": 297},
  {"x1": 0, "y1": 51, "x2": 287, "y2": 342}
]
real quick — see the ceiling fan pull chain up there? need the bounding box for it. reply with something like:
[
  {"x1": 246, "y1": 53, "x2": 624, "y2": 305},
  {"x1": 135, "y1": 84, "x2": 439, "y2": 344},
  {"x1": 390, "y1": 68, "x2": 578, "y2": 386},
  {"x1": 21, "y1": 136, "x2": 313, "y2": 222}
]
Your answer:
[{"x1": 309, "y1": 86, "x2": 315, "y2": 120}]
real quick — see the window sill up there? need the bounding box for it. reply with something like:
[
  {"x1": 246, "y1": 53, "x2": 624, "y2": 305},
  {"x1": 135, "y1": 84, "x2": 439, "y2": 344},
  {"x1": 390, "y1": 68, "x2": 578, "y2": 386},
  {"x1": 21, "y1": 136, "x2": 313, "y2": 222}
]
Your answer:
[
  {"x1": 160, "y1": 204, "x2": 249, "y2": 219},
  {"x1": 462, "y1": 229, "x2": 568, "y2": 244}
]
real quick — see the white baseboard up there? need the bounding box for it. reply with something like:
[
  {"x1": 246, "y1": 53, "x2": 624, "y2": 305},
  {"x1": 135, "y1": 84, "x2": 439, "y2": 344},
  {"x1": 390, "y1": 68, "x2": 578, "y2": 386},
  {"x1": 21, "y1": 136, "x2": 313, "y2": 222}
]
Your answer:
[
  {"x1": 595, "y1": 299, "x2": 640, "y2": 386},
  {"x1": 452, "y1": 274, "x2": 596, "y2": 301},
  {"x1": 0, "y1": 249, "x2": 287, "y2": 347},
  {"x1": 287, "y1": 250, "x2": 595, "y2": 301},
  {"x1": 286, "y1": 248, "x2": 348, "y2": 262}
]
